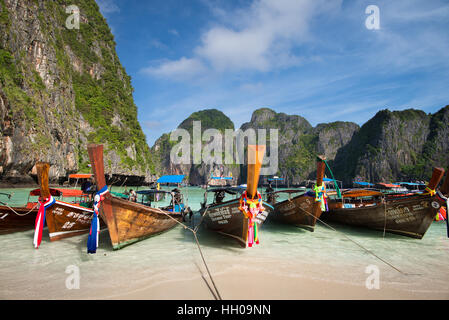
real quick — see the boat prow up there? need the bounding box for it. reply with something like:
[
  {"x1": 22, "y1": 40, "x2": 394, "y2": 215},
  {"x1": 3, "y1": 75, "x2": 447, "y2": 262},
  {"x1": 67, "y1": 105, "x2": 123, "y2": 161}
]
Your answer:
[
  {"x1": 36, "y1": 162, "x2": 98, "y2": 241},
  {"x1": 87, "y1": 144, "x2": 185, "y2": 250},
  {"x1": 200, "y1": 145, "x2": 272, "y2": 248},
  {"x1": 268, "y1": 155, "x2": 327, "y2": 231}
]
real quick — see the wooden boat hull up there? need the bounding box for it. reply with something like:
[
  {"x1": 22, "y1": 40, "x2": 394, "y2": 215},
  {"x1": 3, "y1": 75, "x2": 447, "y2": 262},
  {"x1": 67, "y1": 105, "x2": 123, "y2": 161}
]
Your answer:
[
  {"x1": 88, "y1": 144, "x2": 185, "y2": 250},
  {"x1": 322, "y1": 195, "x2": 441, "y2": 239},
  {"x1": 200, "y1": 199, "x2": 274, "y2": 247},
  {"x1": 267, "y1": 155, "x2": 326, "y2": 231},
  {"x1": 100, "y1": 195, "x2": 183, "y2": 250},
  {"x1": 0, "y1": 205, "x2": 38, "y2": 235},
  {"x1": 270, "y1": 193, "x2": 319, "y2": 231},
  {"x1": 45, "y1": 201, "x2": 96, "y2": 241}
]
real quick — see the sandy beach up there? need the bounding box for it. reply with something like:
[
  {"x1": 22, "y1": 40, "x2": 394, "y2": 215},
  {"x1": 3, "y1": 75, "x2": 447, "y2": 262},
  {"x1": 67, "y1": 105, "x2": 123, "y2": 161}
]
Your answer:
[
  {"x1": 112, "y1": 266, "x2": 448, "y2": 300},
  {"x1": 1, "y1": 188, "x2": 448, "y2": 301},
  {"x1": 2, "y1": 225, "x2": 448, "y2": 301}
]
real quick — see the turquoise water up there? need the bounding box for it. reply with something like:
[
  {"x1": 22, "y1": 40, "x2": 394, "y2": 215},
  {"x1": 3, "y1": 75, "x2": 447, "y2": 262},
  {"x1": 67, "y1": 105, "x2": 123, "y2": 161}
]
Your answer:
[{"x1": 0, "y1": 186, "x2": 449, "y2": 299}]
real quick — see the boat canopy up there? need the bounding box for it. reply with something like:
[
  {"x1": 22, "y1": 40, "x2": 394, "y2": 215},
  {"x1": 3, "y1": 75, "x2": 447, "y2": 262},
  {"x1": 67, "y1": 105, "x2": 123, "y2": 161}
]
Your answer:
[
  {"x1": 354, "y1": 181, "x2": 375, "y2": 187},
  {"x1": 268, "y1": 177, "x2": 284, "y2": 181},
  {"x1": 394, "y1": 182, "x2": 426, "y2": 186},
  {"x1": 210, "y1": 176, "x2": 233, "y2": 180},
  {"x1": 157, "y1": 175, "x2": 185, "y2": 184},
  {"x1": 376, "y1": 183, "x2": 401, "y2": 188},
  {"x1": 206, "y1": 187, "x2": 244, "y2": 195},
  {"x1": 29, "y1": 188, "x2": 86, "y2": 197},
  {"x1": 137, "y1": 189, "x2": 174, "y2": 195},
  {"x1": 323, "y1": 178, "x2": 341, "y2": 182},
  {"x1": 68, "y1": 174, "x2": 93, "y2": 179}
]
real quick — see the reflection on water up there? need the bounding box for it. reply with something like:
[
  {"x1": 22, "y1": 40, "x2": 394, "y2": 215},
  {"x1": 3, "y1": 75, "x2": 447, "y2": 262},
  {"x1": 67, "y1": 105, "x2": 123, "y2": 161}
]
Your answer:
[{"x1": 0, "y1": 186, "x2": 448, "y2": 299}]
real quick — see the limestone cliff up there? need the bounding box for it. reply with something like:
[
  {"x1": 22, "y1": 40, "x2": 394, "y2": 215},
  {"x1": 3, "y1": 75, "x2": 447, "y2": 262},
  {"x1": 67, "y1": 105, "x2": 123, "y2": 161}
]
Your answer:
[
  {"x1": 152, "y1": 109, "x2": 240, "y2": 185},
  {"x1": 0, "y1": 0, "x2": 154, "y2": 185},
  {"x1": 152, "y1": 106, "x2": 447, "y2": 186},
  {"x1": 332, "y1": 107, "x2": 449, "y2": 184},
  {"x1": 240, "y1": 108, "x2": 360, "y2": 185}
]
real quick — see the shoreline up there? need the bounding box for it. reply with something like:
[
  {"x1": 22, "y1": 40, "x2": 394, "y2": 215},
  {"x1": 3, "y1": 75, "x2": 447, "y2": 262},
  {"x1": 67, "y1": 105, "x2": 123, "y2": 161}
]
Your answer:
[
  {"x1": 2, "y1": 233, "x2": 447, "y2": 301},
  {"x1": 110, "y1": 272, "x2": 446, "y2": 301}
]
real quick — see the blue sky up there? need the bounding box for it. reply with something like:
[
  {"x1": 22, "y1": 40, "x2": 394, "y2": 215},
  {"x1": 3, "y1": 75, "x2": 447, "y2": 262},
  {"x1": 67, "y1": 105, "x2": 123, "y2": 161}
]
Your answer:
[{"x1": 95, "y1": 0, "x2": 449, "y2": 146}]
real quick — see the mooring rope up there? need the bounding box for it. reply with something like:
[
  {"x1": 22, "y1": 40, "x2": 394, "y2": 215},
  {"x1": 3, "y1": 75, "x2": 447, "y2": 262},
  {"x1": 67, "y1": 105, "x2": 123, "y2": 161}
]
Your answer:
[
  {"x1": 0, "y1": 202, "x2": 39, "y2": 216},
  {"x1": 301, "y1": 206, "x2": 418, "y2": 275},
  {"x1": 149, "y1": 205, "x2": 222, "y2": 300}
]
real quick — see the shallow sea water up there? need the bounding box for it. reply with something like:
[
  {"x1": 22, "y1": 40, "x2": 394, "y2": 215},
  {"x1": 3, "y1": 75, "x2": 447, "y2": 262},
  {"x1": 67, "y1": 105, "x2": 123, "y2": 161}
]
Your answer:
[{"x1": 0, "y1": 186, "x2": 448, "y2": 299}]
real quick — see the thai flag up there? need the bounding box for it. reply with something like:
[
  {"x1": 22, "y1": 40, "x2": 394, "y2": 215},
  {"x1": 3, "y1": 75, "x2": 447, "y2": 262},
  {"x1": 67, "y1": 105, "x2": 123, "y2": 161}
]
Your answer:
[
  {"x1": 33, "y1": 196, "x2": 55, "y2": 249},
  {"x1": 87, "y1": 186, "x2": 109, "y2": 254}
]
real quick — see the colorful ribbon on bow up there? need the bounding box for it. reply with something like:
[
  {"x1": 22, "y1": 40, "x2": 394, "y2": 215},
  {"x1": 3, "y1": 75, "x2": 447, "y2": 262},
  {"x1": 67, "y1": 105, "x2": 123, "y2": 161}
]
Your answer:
[
  {"x1": 87, "y1": 186, "x2": 109, "y2": 254},
  {"x1": 33, "y1": 195, "x2": 56, "y2": 249},
  {"x1": 313, "y1": 184, "x2": 328, "y2": 212},
  {"x1": 425, "y1": 187, "x2": 436, "y2": 197},
  {"x1": 238, "y1": 191, "x2": 264, "y2": 247}
]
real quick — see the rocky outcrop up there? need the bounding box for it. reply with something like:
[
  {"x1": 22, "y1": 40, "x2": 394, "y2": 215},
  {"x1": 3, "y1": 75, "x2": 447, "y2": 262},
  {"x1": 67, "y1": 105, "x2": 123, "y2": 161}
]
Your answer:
[
  {"x1": 0, "y1": 0, "x2": 154, "y2": 185},
  {"x1": 152, "y1": 106, "x2": 447, "y2": 186},
  {"x1": 332, "y1": 107, "x2": 449, "y2": 184},
  {"x1": 152, "y1": 109, "x2": 239, "y2": 185},
  {"x1": 240, "y1": 108, "x2": 360, "y2": 185},
  {"x1": 240, "y1": 108, "x2": 315, "y2": 185},
  {"x1": 313, "y1": 121, "x2": 360, "y2": 161}
]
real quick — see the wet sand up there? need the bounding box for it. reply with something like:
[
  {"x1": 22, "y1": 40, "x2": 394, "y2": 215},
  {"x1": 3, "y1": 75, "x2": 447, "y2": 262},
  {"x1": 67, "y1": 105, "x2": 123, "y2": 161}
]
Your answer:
[{"x1": 107, "y1": 264, "x2": 448, "y2": 300}]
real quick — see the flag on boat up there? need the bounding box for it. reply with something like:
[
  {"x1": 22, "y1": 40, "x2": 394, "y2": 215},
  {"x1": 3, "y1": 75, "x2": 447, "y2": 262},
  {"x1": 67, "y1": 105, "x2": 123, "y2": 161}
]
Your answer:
[
  {"x1": 87, "y1": 186, "x2": 109, "y2": 254},
  {"x1": 436, "y1": 206, "x2": 447, "y2": 221},
  {"x1": 33, "y1": 196, "x2": 56, "y2": 249}
]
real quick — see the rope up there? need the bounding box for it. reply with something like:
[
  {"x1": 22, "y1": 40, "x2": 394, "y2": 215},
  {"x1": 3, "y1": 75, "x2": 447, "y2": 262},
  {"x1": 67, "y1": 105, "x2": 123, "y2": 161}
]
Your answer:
[
  {"x1": 149, "y1": 205, "x2": 222, "y2": 300},
  {"x1": 1, "y1": 202, "x2": 39, "y2": 216},
  {"x1": 300, "y1": 205, "x2": 417, "y2": 275},
  {"x1": 0, "y1": 192, "x2": 12, "y2": 199},
  {"x1": 323, "y1": 160, "x2": 342, "y2": 199}
]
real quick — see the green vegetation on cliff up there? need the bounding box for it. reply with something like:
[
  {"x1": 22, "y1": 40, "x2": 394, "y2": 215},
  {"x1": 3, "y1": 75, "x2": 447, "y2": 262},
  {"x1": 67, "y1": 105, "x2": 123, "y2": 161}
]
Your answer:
[
  {"x1": 51, "y1": 0, "x2": 153, "y2": 172},
  {"x1": 178, "y1": 109, "x2": 235, "y2": 133},
  {"x1": 0, "y1": 0, "x2": 155, "y2": 181}
]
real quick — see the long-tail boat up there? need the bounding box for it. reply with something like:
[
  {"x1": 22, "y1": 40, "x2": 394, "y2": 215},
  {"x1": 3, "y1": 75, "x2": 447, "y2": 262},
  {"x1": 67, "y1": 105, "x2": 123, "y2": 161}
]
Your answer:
[
  {"x1": 198, "y1": 145, "x2": 274, "y2": 248},
  {"x1": 36, "y1": 163, "x2": 97, "y2": 241},
  {"x1": 0, "y1": 191, "x2": 40, "y2": 235},
  {"x1": 266, "y1": 155, "x2": 326, "y2": 232},
  {"x1": 0, "y1": 184, "x2": 90, "y2": 235},
  {"x1": 321, "y1": 167, "x2": 445, "y2": 239},
  {"x1": 87, "y1": 144, "x2": 186, "y2": 250}
]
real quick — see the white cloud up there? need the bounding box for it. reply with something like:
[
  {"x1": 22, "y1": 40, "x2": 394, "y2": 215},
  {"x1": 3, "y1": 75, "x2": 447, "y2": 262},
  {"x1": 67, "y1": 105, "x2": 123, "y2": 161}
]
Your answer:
[
  {"x1": 196, "y1": 0, "x2": 324, "y2": 72},
  {"x1": 150, "y1": 39, "x2": 169, "y2": 50},
  {"x1": 96, "y1": 0, "x2": 120, "y2": 14},
  {"x1": 169, "y1": 29, "x2": 179, "y2": 36},
  {"x1": 141, "y1": 57, "x2": 207, "y2": 79},
  {"x1": 143, "y1": 0, "x2": 336, "y2": 79}
]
